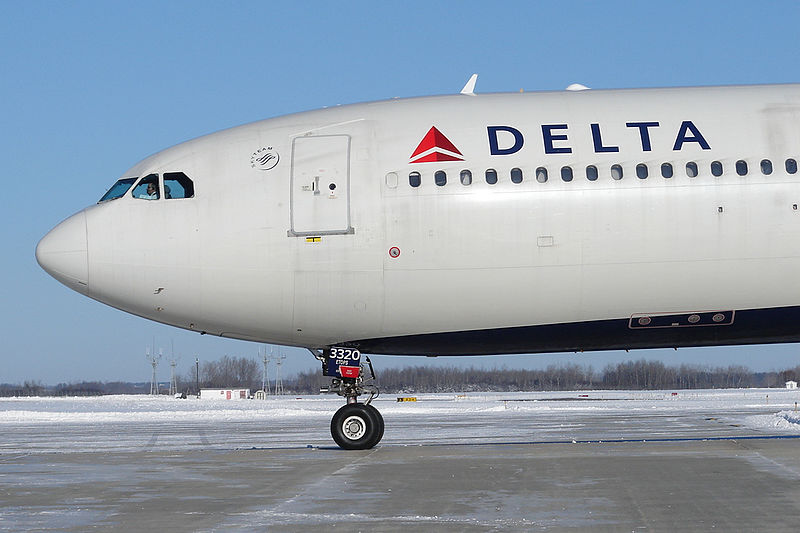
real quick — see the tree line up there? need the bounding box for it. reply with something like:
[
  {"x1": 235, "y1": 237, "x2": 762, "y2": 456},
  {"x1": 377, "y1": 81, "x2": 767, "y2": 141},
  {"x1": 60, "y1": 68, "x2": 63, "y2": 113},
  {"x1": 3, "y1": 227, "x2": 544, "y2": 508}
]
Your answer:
[
  {"x1": 293, "y1": 359, "x2": 800, "y2": 393},
  {"x1": 2, "y1": 357, "x2": 799, "y2": 396},
  {"x1": 179, "y1": 355, "x2": 262, "y2": 392}
]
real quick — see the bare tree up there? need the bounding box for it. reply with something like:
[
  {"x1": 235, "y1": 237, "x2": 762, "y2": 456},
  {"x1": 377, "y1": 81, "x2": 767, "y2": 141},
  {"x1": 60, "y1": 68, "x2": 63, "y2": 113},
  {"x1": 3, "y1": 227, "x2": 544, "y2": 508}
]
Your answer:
[{"x1": 189, "y1": 355, "x2": 260, "y2": 389}]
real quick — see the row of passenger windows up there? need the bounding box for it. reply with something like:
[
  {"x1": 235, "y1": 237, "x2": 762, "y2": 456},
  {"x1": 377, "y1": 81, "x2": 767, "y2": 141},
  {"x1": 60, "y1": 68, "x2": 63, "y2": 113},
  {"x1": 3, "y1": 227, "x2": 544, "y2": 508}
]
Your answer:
[{"x1": 408, "y1": 158, "x2": 800, "y2": 187}]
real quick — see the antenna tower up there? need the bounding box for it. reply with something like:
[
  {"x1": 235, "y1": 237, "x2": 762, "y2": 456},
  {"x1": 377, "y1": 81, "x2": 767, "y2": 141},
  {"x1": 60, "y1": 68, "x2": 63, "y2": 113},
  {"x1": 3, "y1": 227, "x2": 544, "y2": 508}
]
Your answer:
[
  {"x1": 275, "y1": 352, "x2": 287, "y2": 395},
  {"x1": 261, "y1": 345, "x2": 272, "y2": 394},
  {"x1": 145, "y1": 347, "x2": 162, "y2": 395},
  {"x1": 168, "y1": 340, "x2": 179, "y2": 396},
  {"x1": 169, "y1": 359, "x2": 180, "y2": 396}
]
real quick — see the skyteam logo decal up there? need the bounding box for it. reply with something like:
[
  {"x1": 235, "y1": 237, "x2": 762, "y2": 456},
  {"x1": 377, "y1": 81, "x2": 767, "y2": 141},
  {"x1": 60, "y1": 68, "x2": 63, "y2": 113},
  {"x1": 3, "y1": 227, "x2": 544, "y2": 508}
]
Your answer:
[
  {"x1": 251, "y1": 147, "x2": 280, "y2": 170},
  {"x1": 409, "y1": 126, "x2": 464, "y2": 163}
]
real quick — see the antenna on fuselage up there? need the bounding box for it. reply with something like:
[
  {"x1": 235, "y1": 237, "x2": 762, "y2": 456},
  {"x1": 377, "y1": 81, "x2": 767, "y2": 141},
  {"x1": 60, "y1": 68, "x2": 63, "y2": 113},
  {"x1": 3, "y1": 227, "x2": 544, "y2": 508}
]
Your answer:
[
  {"x1": 566, "y1": 83, "x2": 590, "y2": 91},
  {"x1": 460, "y1": 74, "x2": 478, "y2": 95}
]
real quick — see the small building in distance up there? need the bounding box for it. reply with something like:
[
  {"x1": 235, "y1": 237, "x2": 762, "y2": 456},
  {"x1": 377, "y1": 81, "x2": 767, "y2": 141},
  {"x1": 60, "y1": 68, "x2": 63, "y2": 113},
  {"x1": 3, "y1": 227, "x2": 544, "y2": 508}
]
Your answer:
[
  {"x1": 200, "y1": 388, "x2": 251, "y2": 400},
  {"x1": 786, "y1": 381, "x2": 798, "y2": 390}
]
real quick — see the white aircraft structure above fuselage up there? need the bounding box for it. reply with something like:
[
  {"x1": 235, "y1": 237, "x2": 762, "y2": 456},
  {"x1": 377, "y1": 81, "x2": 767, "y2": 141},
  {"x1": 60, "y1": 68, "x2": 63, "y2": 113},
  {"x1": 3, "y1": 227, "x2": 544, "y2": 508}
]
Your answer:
[{"x1": 37, "y1": 81, "x2": 800, "y2": 448}]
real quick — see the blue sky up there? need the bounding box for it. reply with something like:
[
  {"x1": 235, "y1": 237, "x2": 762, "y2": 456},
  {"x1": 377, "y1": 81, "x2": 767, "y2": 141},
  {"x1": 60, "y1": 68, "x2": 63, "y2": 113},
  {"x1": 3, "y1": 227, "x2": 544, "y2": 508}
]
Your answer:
[{"x1": 3, "y1": 1, "x2": 800, "y2": 384}]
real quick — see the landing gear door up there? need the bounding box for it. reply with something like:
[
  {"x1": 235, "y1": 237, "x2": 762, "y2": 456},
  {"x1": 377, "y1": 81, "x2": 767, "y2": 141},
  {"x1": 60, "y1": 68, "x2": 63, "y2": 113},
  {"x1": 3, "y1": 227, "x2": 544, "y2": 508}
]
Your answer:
[
  {"x1": 289, "y1": 135, "x2": 354, "y2": 236},
  {"x1": 323, "y1": 347, "x2": 361, "y2": 379}
]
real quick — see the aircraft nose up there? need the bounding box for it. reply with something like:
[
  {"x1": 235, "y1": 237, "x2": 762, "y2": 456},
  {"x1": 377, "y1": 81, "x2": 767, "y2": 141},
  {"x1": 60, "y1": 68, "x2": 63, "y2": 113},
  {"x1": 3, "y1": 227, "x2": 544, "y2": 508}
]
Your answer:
[{"x1": 36, "y1": 210, "x2": 89, "y2": 294}]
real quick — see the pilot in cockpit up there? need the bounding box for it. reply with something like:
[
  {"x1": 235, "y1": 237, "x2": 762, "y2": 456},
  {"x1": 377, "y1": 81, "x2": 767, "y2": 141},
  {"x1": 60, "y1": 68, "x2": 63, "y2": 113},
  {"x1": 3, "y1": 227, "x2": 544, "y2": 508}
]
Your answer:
[{"x1": 139, "y1": 182, "x2": 159, "y2": 200}]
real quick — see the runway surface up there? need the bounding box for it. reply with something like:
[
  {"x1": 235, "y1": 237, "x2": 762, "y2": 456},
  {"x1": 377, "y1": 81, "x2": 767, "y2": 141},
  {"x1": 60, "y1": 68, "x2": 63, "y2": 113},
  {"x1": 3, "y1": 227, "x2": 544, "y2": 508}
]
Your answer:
[{"x1": 1, "y1": 389, "x2": 800, "y2": 531}]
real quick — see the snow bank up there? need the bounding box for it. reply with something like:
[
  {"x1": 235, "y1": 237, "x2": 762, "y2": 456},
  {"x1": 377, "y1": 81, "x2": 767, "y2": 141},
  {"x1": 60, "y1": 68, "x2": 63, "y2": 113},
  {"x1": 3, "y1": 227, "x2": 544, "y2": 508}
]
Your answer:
[
  {"x1": 1, "y1": 388, "x2": 798, "y2": 426},
  {"x1": 743, "y1": 411, "x2": 800, "y2": 432}
]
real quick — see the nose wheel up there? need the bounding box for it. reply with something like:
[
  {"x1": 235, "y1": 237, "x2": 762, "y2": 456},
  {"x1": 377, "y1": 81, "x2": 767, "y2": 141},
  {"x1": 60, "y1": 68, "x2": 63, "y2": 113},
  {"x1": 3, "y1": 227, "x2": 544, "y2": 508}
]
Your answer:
[
  {"x1": 314, "y1": 347, "x2": 384, "y2": 450},
  {"x1": 331, "y1": 403, "x2": 384, "y2": 450}
]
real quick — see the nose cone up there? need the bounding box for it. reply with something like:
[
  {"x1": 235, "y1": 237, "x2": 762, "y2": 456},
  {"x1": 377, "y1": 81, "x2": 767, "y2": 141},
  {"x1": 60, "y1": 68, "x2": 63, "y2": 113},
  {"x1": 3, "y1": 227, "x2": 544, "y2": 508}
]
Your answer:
[{"x1": 36, "y1": 211, "x2": 89, "y2": 294}]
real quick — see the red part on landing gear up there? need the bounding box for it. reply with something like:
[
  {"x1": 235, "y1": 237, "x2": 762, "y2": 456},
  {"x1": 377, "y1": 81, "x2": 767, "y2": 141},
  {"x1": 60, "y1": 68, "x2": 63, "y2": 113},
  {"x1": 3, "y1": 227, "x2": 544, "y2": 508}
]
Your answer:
[{"x1": 340, "y1": 366, "x2": 360, "y2": 378}]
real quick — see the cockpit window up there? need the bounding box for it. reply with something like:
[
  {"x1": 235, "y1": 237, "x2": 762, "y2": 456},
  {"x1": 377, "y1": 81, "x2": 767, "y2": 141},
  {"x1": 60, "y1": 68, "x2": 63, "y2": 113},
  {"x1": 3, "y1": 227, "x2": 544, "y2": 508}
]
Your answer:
[
  {"x1": 163, "y1": 172, "x2": 195, "y2": 199},
  {"x1": 132, "y1": 174, "x2": 160, "y2": 200},
  {"x1": 98, "y1": 177, "x2": 137, "y2": 203}
]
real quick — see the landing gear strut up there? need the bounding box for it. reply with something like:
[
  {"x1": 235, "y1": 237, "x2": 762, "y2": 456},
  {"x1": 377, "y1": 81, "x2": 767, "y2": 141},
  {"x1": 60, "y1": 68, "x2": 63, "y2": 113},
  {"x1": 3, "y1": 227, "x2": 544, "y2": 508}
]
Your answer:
[{"x1": 315, "y1": 347, "x2": 383, "y2": 449}]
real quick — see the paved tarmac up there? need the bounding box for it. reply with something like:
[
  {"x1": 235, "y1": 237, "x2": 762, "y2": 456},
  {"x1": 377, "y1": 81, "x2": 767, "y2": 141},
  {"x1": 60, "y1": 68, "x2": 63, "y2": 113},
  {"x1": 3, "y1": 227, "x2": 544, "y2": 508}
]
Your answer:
[{"x1": 2, "y1": 394, "x2": 800, "y2": 531}]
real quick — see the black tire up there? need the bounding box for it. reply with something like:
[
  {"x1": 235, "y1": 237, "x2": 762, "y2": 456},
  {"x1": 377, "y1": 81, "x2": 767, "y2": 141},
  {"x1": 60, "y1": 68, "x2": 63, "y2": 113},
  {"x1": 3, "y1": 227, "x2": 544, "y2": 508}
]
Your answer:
[
  {"x1": 331, "y1": 403, "x2": 381, "y2": 450},
  {"x1": 364, "y1": 403, "x2": 384, "y2": 448}
]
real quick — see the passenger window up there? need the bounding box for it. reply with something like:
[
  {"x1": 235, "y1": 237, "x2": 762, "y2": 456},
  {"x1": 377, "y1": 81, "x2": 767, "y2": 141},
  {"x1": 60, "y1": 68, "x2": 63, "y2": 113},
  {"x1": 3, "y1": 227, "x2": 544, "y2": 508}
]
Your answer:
[
  {"x1": 686, "y1": 162, "x2": 698, "y2": 177},
  {"x1": 510, "y1": 167, "x2": 523, "y2": 184},
  {"x1": 611, "y1": 164, "x2": 623, "y2": 180},
  {"x1": 787, "y1": 158, "x2": 798, "y2": 174},
  {"x1": 460, "y1": 169, "x2": 472, "y2": 185},
  {"x1": 409, "y1": 171, "x2": 421, "y2": 188},
  {"x1": 434, "y1": 170, "x2": 447, "y2": 186},
  {"x1": 760, "y1": 159, "x2": 772, "y2": 175},
  {"x1": 132, "y1": 174, "x2": 160, "y2": 200},
  {"x1": 561, "y1": 166, "x2": 573, "y2": 182},
  {"x1": 636, "y1": 163, "x2": 648, "y2": 179},
  {"x1": 661, "y1": 163, "x2": 673, "y2": 178},
  {"x1": 586, "y1": 165, "x2": 598, "y2": 181},
  {"x1": 711, "y1": 161, "x2": 723, "y2": 177},
  {"x1": 536, "y1": 167, "x2": 548, "y2": 183},
  {"x1": 163, "y1": 172, "x2": 195, "y2": 199},
  {"x1": 485, "y1": 169, "x2": 498, "y2": 184},
  {"x1": 735, "y1": 160, "x2": 748, "y2": 176}
]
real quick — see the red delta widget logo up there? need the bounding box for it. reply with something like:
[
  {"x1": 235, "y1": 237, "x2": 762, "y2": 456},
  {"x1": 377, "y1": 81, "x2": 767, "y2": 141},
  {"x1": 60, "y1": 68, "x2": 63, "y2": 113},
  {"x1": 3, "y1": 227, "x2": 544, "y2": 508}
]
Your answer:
[{"x1": 409, "y1": 127, "x2": 464, "y2": 163}]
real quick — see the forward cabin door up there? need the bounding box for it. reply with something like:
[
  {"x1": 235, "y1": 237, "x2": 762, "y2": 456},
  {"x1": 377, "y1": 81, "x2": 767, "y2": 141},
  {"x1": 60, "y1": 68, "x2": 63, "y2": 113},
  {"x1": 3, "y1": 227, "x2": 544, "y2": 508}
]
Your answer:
[{"x1": 289, "y1": 135, "x2": 354, "y2": 236}]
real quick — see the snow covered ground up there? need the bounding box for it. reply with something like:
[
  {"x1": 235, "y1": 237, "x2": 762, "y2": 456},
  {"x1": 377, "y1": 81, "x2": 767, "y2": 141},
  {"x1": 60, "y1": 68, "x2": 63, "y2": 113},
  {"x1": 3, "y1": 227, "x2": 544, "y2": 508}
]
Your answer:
[
  {"x1": 2, "y1": 389, "x2": 800, "y2": 532},
  {"x1": 1, "y1": 388, "x2": 799, "y2": 453}
]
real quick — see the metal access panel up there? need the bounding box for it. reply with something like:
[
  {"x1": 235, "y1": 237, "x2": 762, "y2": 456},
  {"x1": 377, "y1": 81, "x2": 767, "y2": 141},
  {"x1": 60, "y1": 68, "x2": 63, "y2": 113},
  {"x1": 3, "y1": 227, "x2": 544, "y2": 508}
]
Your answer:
[{"x1": 290, "y1": 135, "x2": 353, "y2": 236}]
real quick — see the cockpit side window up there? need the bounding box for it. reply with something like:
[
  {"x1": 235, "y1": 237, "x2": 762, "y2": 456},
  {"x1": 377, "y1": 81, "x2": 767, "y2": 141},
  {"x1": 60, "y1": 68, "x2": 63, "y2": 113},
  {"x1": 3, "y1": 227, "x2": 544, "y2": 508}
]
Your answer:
[
  {"x1": 132, "y1": 174, "x2": 160, "y2": 200},
  {"x1": 163, "y1": 172, "x2": 195, "y2": 199},
  {"x1": 98, "y1": 177, "x2": 137, "y2": 203}
]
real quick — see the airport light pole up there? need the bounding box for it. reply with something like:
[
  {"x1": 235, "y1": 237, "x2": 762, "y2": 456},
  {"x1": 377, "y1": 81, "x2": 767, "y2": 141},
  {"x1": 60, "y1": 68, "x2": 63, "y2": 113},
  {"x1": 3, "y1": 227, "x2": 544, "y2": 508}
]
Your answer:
[{"x1": 195, "y1": 357, "x2": 199, "y2": 398}]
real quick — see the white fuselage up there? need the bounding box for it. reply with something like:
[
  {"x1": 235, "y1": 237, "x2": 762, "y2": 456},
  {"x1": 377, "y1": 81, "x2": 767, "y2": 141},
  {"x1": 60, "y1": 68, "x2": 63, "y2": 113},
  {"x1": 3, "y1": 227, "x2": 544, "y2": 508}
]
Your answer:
[{"x1": 37, "y1": 84, "x2": 800, "y2": 355}]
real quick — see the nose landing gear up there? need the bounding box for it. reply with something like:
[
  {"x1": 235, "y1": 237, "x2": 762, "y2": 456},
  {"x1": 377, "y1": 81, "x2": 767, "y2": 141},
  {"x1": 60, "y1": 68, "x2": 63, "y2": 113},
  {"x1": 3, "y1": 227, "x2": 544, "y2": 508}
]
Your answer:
[
  {"x1": 331, "y1": 402, "x2": 384, "y2": 450},
  {"x1": 316, "y1": 347, "x2": 383, "y2": 450}
]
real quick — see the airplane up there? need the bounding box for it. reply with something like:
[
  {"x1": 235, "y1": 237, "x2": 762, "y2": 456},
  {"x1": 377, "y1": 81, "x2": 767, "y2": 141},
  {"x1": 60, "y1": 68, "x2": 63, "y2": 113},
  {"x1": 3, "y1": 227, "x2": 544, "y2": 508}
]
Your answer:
[{"x1": 36, "y1": 75, "x2": 800, "y2": 449}]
